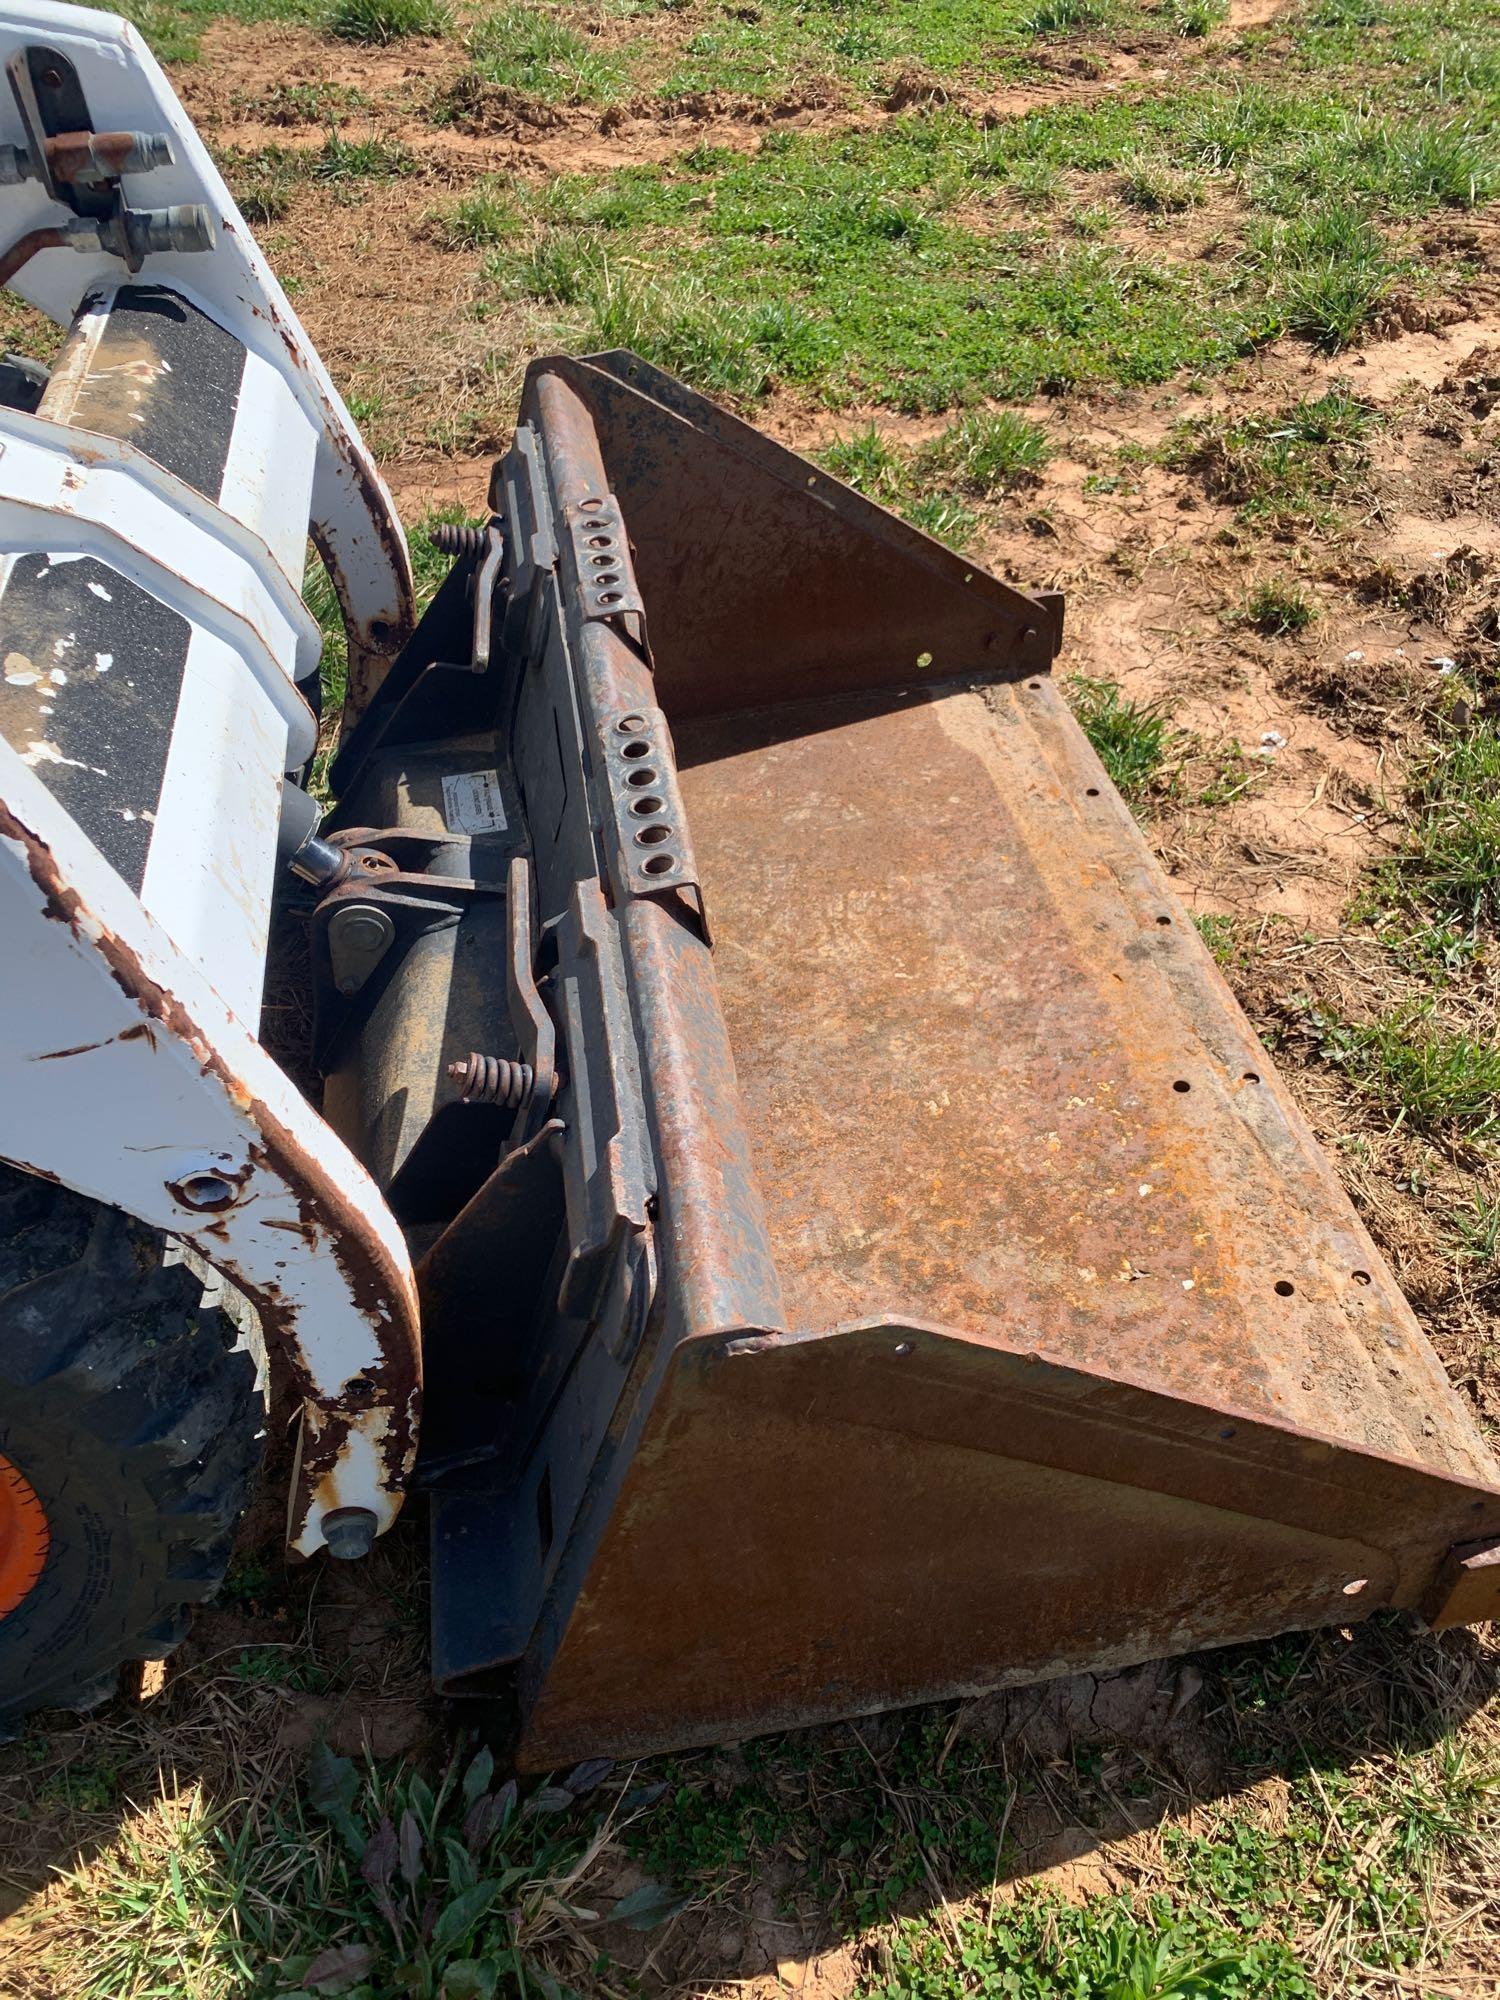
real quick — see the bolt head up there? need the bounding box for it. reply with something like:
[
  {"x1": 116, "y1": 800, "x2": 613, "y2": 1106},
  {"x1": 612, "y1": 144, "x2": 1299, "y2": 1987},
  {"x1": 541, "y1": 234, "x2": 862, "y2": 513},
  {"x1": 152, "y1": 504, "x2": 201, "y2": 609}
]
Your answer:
[{"x1": 322, "y1": 1506, "x2": 378, "y2": 1561}]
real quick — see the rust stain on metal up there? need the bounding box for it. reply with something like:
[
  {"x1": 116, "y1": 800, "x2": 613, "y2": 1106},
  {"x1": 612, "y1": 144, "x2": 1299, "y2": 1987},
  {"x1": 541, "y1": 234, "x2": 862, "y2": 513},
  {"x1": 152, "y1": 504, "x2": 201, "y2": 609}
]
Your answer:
[
  {"x1": 671, "y1": 682, "x2": 1497, "y2": 1485},
  {"x1": 44, "y1": 129, "x2": 140, "y2": 183},
  {"x1": 0, "y1": 796, "x2": 420, "y2": 1528},
  {"x1": 518, "y1": 1319, "x2": 1500, "y2": 1768}
]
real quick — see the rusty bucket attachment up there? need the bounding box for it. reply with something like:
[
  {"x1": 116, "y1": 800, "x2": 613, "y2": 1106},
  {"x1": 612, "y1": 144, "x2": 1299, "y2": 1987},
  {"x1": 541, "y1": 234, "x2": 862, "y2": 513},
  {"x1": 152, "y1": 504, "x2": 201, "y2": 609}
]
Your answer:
[{"x1": 322, "y1": 353, "x2": 1500, "y2": 1769}]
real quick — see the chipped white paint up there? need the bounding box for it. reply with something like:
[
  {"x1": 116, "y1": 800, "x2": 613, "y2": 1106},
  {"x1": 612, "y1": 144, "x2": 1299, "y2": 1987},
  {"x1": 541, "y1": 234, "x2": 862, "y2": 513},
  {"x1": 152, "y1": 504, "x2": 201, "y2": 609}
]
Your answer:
[
  {"x1": 0, "y1": 746, "x2": 419, "y2": 1554},
  {"x1": 0, "y1": 0, "x2": 412, "y2": 677},
  {"x1": 0, "y1": 4, "x2": 425, "y2": 1553},
  {"x1": 0, "y1": 406, "x2": 320, "y2": 762}
]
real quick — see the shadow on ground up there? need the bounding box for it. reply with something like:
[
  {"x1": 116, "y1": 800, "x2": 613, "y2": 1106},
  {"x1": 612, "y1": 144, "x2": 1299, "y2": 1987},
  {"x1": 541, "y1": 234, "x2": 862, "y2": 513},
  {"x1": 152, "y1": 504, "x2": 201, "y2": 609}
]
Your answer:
[{"x1": 1, "y1": 1483, "x2": 1495, "y2": 1999}]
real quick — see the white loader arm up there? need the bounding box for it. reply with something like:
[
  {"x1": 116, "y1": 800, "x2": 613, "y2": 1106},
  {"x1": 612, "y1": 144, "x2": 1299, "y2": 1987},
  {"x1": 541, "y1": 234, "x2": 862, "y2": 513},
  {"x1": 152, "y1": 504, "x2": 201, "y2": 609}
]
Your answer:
[{"x1": 0, "y1": 0, "x2": 420, "y2": 1556}]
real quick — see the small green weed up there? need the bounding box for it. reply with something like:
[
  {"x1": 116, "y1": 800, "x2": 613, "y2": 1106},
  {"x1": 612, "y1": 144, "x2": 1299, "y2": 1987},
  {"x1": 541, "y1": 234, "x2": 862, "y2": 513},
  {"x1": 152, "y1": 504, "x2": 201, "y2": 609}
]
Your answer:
[
  {"x1": 259, "y1": 78, "x2": 366, "y2": 123},
  {"x1": 217, "y1": 1552, "x2": 282, "y2": 1611},
  {"x1": 223, "y1": 144, "x2": 305, "y2": 226},
  {"x1": 1194, "y1": 910, "x2": 1248, "y2": 966},
  {"x1": 40, "y1": 1755, "x2": 125, "y2": 1815},
  {"x1": 230, "y1": 1645, "x2": 330, "y2": 1693},
  {"x1": 1243, "y1": 577, "x2": 1317, "y2": 634},
  {"x1": 1068, "y1": 675, "x2": 1183, "y2": 803},
  {"x1": 325, "y1": 0, "x2": 447, "y2": 40},
  {"x1": 922, "y1": 409, "x2": 1052, "y2": 495}
]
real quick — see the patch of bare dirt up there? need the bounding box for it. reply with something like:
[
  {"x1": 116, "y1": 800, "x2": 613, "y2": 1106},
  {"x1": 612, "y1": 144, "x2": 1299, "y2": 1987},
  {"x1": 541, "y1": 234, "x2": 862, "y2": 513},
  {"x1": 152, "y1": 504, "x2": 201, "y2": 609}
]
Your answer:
[{"x1": 1226, "y1": 0, "x2": 1285, "y2": 25}]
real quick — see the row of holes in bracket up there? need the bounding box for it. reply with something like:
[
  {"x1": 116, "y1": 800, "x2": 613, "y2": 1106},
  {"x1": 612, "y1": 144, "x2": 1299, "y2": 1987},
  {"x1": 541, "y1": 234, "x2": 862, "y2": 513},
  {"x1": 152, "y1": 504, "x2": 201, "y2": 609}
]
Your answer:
[
  {"x1": 614, "y1": 712, "x2": 679, "y2": 877},
  {"x1": 578, "y1": 497, "x2": 630, "y2": 610}
]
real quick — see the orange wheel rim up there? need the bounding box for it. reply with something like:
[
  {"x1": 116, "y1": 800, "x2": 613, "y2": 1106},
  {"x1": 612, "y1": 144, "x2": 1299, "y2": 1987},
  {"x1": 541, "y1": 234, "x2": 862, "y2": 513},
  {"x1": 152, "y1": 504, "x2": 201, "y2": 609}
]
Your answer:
[{"x1": 0, "y1": 1452, "x2": 49, "y2": 1618}]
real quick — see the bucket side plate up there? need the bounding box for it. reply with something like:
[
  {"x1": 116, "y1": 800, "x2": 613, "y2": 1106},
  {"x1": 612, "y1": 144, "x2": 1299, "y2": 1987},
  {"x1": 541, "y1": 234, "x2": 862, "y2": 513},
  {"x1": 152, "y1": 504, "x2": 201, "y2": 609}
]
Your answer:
[{"x1": 517, "y1": 1319, "x2": 1500, "y2": 1768}]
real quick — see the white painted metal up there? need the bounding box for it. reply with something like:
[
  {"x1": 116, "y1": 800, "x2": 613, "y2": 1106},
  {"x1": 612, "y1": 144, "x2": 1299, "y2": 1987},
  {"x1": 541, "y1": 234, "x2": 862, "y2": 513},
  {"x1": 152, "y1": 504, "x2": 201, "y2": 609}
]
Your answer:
[
  {"x1": 139, "y1": 626, "x2": 284, "y2": 1024},
  {"x1": 0, "y1": 0, "x2": 414, "y2": 682},
  {"x1": 0, "y1": 3, "x2": 424, "y2": 1549},
  {"x1": 55, "y1": 289, "x2": 321, "y2": 592},
  {"x1": 0, "y1": 404, "x2": 321, "y2": 751},
  {"x1": 0, "y1": 746, "x2": 420, "y2": 1555}
]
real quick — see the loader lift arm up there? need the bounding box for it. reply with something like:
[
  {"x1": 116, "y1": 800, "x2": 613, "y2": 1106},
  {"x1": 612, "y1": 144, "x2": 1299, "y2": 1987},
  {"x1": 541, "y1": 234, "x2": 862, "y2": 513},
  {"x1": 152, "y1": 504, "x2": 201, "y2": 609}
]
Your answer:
[{"x1": 0, "y1": 0, "x2": 419, "y2": 1559}]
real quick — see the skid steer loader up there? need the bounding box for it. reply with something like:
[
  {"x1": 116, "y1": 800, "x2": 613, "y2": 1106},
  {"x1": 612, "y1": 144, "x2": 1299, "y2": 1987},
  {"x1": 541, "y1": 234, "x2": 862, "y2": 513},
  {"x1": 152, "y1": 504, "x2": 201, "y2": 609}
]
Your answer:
[{"x1": 1, "y1": 0, "x2": 1497, "y2": 1767}]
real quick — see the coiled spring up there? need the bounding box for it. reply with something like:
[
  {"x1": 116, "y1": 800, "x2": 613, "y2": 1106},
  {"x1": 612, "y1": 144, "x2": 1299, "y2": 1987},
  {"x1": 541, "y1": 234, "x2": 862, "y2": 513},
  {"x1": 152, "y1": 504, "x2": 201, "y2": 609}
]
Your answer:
[
  {"x1": 447, "y1": 1051, "x2": 535, "y2": 1108},
  {"x1": 430, "y1": 522, "x2": 490, "y2": 560}
]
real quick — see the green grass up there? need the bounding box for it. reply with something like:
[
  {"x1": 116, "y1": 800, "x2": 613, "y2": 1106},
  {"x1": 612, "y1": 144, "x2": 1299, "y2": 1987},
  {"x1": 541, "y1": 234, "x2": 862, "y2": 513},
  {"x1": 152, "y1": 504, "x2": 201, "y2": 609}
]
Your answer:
[
  {"x1": 89, "y1": 0, "x2": 322, "y2": 63},
  {"x1": 51, "y1": 1745, "x2": 649, "y2": 2000},
  {"x1": 469, "y1": 75, "x2": 1498, "y2": 409},
  {"x1": 870, "y1": 1896, "x2": 1314, "y2": 1999},
  {"x1": 1316, "y1": 1004, "x2": 1500, "y2": 1135},
  {"x1": 1250, "y1": 205, "x2": 1404, "y2": 349},
  {"x1": 486, "y1": 114, "x2": 1259, "y2": 410},
  {"x1": 46, "y1": 1661, "x2": 1496, "y2": 2000},
  {"x1": 1165, "y1": 384, "x2": 1379, "y2": 526},
  {"x1": 457, "y1": 5, "x2": 626, "y2": 105},
  {"x1": 1068, "y1": 675, "x2": 1185, "y2": 803},
  {"x1": 434, "y1": 180, "x2": 523, "y2": 248},
  {"x1": 1243, "y1": 576, "x2": 1317, "y2": 634},
  {"x1": 1385, "y1": 721, "x2": 1500, "y2": 940},
  {"x1": 1162, "y1": 0, "x2": 1228, "y2": 35},
  {"x1": 922, "y1": 409, "x2": 1053, "y2": 493},
  {"x1": 1449, "y1": 1194, "x2": 1500, "y2": 1262},
  {"x1": 312, "y1": 132, "x2": 418, "y2": 183},
  {"x1": 1118, "y1": 148, "x2": 1205, "y2": 212},
  {"x1": 647, "y1": 0, "x2": 1149, "y2": 107},
  {"x1": 304, "y1": 508, "x2": 477, "y2": 789},
  {"x1": 325, "y1": 0, "x2": 448, "y2": 39},
  {"x1": 814, "y1": 412, "x2": 1049, "y2": 543},
  {"x1": 223, "y1": 143, "x2": 306, "y2": 225}
]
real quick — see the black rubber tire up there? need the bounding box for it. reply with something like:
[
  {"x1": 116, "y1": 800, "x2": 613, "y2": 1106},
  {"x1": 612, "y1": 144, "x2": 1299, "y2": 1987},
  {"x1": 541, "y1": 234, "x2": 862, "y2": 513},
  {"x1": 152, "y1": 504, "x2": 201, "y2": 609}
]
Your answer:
[{"x1": 0, "y1": 1165, "x2": 267, "y2": 1732}]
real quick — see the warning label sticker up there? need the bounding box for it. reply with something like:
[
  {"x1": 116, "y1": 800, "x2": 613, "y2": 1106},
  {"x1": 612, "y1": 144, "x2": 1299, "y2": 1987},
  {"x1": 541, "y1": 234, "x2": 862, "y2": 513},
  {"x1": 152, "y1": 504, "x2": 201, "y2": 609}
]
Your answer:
[{"x1": 441, "y1": 768, "x2": 508, "y2": 834}]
